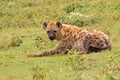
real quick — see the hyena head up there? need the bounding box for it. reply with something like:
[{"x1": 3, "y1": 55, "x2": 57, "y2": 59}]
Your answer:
[{"x1": 42, "y1": 21, "x2": 62, "y2": 40}]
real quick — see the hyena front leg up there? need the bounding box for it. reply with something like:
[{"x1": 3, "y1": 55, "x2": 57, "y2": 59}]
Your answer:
[
  {"x1": 27, "y1": 41, "x2": 69, "y2": 57},
  {"x1": 27, "y1": 50, "x2": 56, "y2": 57}
]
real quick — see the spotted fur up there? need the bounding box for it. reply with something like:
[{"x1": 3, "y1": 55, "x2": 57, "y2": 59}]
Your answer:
[{"x1": 27, "y1": 21, "x2": 111, "y2": 57}]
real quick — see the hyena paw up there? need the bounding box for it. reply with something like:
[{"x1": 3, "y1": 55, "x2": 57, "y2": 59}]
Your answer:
[
  {"x1": 27, "y1": 53, "x2": 42, "y2": 57},
  {"x1": 27, "y1": 51, "x2": 52, "y2": 57}
]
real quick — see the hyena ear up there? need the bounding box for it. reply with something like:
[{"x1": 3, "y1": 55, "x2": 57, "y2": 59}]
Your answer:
[
  {"x1": 56, "y1": 21, "x2": 62, "y2": 28},
  {"x1": 42, "y1": 22, "x2": 47, "y2": 29}
]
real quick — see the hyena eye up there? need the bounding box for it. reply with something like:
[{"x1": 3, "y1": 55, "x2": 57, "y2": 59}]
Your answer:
[
  {"x1": 53, "y1": 30, "x2": 57, "y2": 33},
  {"x1": 47, "y1": 31, "x2": 50, "y2": 33}
]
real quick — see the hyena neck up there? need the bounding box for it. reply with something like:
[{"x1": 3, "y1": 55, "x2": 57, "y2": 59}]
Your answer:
[{"x1": 56, "y1": 24, "x2": 82, "y2": 41}]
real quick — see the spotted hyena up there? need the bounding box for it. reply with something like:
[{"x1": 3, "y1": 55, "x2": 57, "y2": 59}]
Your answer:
[{"x1": 27, "y1": 21, "x2": 111, "y2": 57}]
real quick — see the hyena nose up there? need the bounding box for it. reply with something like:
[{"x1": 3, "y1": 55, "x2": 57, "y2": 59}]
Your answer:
[{"x1": 49, "y1": 35, "x2": 55, "y2": 40}]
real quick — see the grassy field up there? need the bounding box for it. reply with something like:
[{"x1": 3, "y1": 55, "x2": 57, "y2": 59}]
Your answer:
[{"x1": 0, "y1": 0, "x2": 120, "y2": 80}]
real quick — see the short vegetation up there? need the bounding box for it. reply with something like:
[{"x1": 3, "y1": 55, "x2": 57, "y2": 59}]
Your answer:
[{"x1": 0, "y1": 0, "x2": 120, "y2": 80}]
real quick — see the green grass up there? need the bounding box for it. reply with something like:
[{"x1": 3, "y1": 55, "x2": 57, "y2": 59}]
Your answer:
[{"x1": 0, "y1": 0, "x2": 120, "y2": 80}]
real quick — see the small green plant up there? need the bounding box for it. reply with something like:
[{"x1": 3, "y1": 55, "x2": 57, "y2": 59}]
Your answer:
[
  {"x1": 10, "y1": 36, "x2": 22, "y2": 47},
  {"x1": 31, "y1": 65, "x2": 52, "y2": 80},
  {"x1": 63, "y1": 4, "x2": 75, "y2": 13},
  {"x1": 67, "y1": 48, "x2": 77, "y2": 55},
  {"x1": 34, "y1": 36, "x2": 45, "y2": 49},
  {"x1": 65, "y1": 55, "x2": 91, "y2": 70},
  {"x1": 34, "y1": 36, "x2": 56, "y2": 50},
  {"x1": 63, "y1": 2, "x2": 83, "y2": 13}
]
